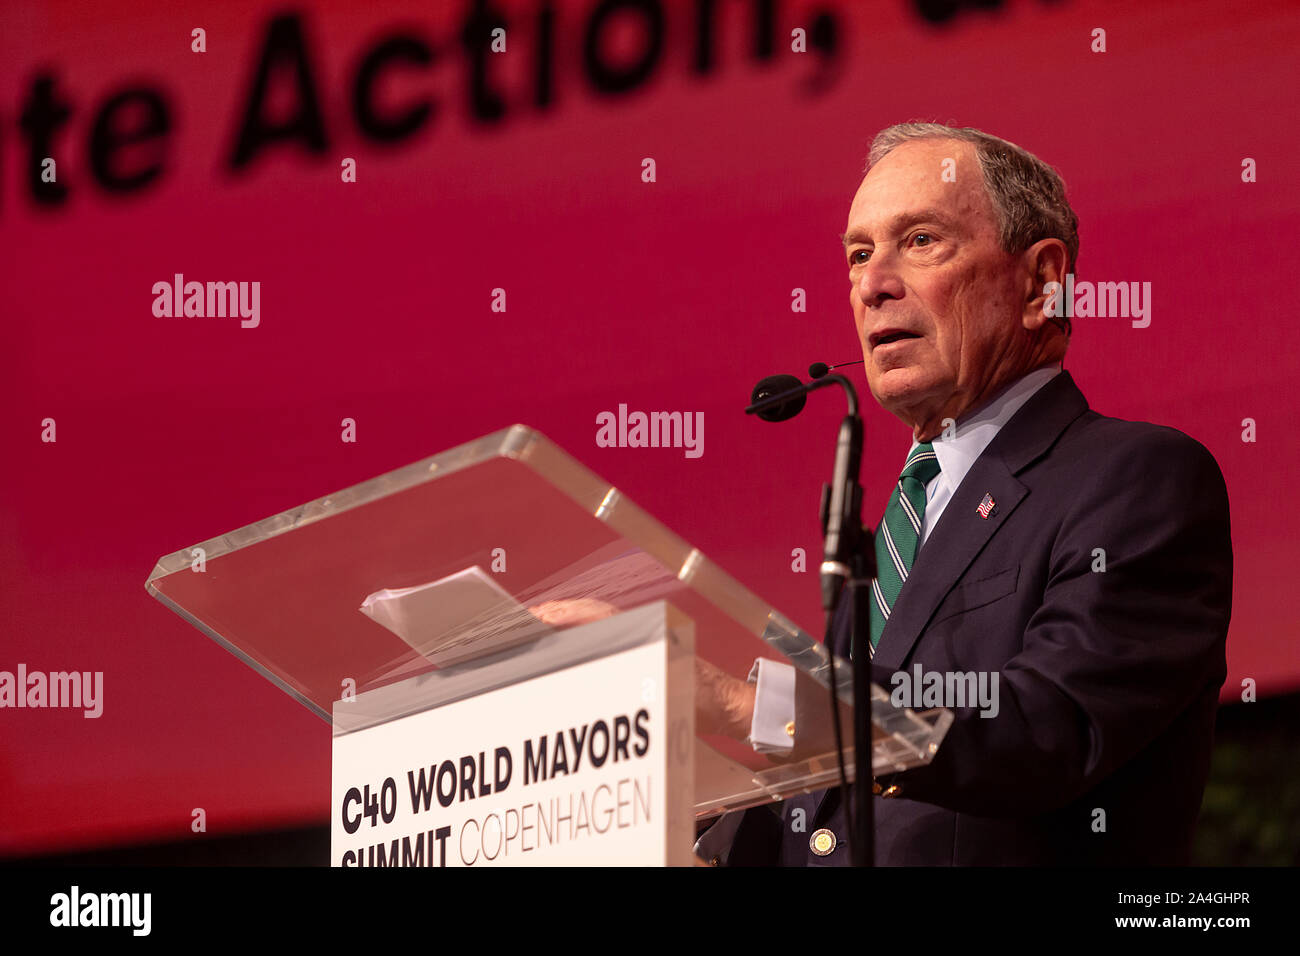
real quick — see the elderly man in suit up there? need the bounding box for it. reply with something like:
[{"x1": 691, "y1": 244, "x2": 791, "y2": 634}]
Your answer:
[{"x1": 696, "y1": 122, "x2": 1232, "y2": 866}]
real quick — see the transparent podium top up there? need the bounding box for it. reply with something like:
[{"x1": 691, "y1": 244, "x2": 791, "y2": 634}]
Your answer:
[{"x1": 147, "y1": 426, "x2": 949, "y2": 816}]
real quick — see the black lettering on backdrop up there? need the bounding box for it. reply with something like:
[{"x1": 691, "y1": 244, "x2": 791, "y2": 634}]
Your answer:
[
  {"x1": 89, "y1": 87, "x2": 171, "y2": 192},
  {"x1": 460, "y1": 0, "x2": 509, "y2": 123},
  {"x1": 18, "y1": 74, "x2": 74, "y2": 206},
  {"x1": 693, "y1": 0, "x2": 777, "y2": 74},
  {"x1": 913, "y1": 0, "x2": 1027, "y2": 27},
  {"x1": 228, "y1": 13, "x2": 329, "y2": 170},
  {"x1": 6, "y1": 3, "x2": 844, "y2": 215},
  {"x1": 800, "y1": 11, "x2": 840, "y2": 95},
  {"x1": 353, "y1": 33, "x2": 437, "y2": 143},
  {"x1": 583, "y1": 0, "x2": 664, "y2": 95},
  {"x1": 534, "y1": 0, "x2": 556, "y2": 108}
]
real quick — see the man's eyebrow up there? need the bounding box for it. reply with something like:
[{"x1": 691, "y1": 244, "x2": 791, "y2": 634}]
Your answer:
[{"x1": 840, "y1": 208, "x2": 959, "y2": 247}]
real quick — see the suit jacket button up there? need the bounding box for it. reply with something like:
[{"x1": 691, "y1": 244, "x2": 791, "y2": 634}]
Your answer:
[{"x1": 810, "y1": 828, "x2": 837, "y2": 856}]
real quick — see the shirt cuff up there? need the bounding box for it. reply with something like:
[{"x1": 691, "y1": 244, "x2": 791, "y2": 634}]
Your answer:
[{"x1": 747, "y1": 658, "x2": 796, "y2": 755}]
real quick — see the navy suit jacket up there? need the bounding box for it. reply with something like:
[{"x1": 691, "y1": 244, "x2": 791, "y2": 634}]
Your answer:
[{"x1": 722, "y1": 369, "x2": 1232, "y2": 866}]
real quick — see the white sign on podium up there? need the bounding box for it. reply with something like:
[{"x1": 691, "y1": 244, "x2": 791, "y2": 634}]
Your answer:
[{"x1": 331, "y1": 602, "x2": 696, "y2": 866}]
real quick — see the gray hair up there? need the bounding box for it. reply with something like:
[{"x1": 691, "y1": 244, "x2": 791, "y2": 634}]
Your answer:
[{"x1": 867, "y1": 122, "x2": 1080, "y2": 279}]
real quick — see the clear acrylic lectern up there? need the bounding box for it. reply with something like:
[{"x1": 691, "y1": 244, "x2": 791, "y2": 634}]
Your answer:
[{"x1": 146, "y1": 426, "x2": 951, "y2": 830}]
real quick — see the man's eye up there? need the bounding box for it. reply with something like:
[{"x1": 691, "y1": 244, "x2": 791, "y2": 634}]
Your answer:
[
  {"x1": 911, "y1": 232, "x2": 934, "y2": 247},
  {"x1": 850, "y1": 249, "x2": 871, "y2": 265}
]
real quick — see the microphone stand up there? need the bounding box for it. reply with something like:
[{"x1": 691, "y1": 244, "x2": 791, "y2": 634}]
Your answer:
[
  {"x1": 746, "y1": 374, "x2": 875, "y2": 867},
  {"x1": 844, "y1": 497, "x2": 876, "y2": 869}
]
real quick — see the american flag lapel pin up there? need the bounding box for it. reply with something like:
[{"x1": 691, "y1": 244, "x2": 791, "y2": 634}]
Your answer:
[{"x1": 977, "y1": 493, "x2": 996, "y2": 519}]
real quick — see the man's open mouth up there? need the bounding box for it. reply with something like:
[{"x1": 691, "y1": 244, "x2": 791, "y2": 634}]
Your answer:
[{"x1": 872, "y1": 331, "x2": 922, "y2": 348}]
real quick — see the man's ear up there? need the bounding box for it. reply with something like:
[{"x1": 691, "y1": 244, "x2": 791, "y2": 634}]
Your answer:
[{"x1": 1021, "y1": 239, "x2": 1070, "y2": 333}]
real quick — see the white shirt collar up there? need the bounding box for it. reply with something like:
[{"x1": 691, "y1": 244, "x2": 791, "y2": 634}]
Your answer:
[{"x1": 909, "y1": 363, "x2": 1064, "y2": 489}]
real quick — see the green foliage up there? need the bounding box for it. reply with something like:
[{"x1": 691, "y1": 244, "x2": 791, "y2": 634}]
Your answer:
[{"x1": 1194, "y1": 698, "x2": 1300, "y2": 865}]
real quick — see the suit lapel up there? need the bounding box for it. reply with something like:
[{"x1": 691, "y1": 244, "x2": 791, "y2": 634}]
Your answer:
[{"x1": 870, "y1": 370, "x2": 1091, "y2": 672}]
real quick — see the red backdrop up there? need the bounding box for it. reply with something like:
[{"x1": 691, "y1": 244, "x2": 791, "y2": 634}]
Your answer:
[{"x1": 2, "y1": 0, "x2": 1297, "y2": 855}]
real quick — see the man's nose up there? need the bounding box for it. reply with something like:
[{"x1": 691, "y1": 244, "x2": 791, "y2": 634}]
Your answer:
[{"x1": 855, "y1": 253, "x2": 905, "y2": 309}]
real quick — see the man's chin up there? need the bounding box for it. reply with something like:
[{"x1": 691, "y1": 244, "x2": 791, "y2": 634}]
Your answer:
[
  {"x1": 870, "y1": 366, "x2": 929, "y2": 400},
  {"x1": 869, "y1": 369, "x2": 942, "y2": 420}
]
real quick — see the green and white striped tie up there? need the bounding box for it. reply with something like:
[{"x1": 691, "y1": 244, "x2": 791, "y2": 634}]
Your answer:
[{"x1": 868, "y1": 442, "x2": 942, "y2": 657}]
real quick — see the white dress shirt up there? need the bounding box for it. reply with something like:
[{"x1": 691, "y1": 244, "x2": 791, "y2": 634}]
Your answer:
[{"x1": 747, "y1": 362, "x2": 1065, "y2": 754}]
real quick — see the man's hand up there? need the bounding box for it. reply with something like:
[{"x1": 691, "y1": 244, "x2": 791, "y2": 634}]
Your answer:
[
  {"x1": 694, "y1": 655, "x2": 756, "y2": 741},
  {"x1": 528, "y1": 598, "x2": 757, "y2": 743},
  {"x1": 527, "y1": 597, "x2": 619, "y2": 628}
]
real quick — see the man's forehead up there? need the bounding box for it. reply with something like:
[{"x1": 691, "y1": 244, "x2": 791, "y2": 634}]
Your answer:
[{"x1": 843, "y1": 139, "x2": 988, "y2": 242}]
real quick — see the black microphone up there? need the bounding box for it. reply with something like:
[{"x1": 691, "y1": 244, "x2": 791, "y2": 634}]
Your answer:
[
  {"x1": 809, "y1": 359, "x2": 864, "y2": 380},
  {"x1": 749, "y1": 374, "x2": 807, "y2": 422}
]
